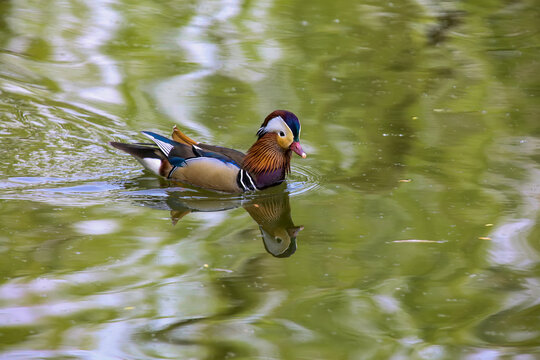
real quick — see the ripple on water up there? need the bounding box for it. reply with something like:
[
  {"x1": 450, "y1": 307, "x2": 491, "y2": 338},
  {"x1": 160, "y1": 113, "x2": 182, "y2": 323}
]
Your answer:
[
  {"x1": 117, "y1": 164, "x2": 322, "y2": 207},
  {"x1": 287, "y1": 164, "x2": 322, "y2": 196},
  {"x1": 0, "y1": 164, "x2": 320, "y2": 209}
]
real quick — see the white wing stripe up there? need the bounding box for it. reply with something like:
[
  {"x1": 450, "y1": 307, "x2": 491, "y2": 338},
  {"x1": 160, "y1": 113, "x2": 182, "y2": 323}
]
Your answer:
[
  {"x1": 142, "y1": 132, "x2": 175, "y2": 156},
  {"x1": 239, "y1": 169, "x2": 247, "y2": 191},
  {"x1": 244, "y1": 171, "x2": 257, "y2": 190},
  {"x1": 154, "y1": 138, "x2": 173, "y2": 156}
]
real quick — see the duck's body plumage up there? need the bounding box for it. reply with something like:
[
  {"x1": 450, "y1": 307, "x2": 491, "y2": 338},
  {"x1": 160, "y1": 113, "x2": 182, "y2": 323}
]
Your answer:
[{"x1": 110, "y1": 110, "x2": 306, "y2": 193}]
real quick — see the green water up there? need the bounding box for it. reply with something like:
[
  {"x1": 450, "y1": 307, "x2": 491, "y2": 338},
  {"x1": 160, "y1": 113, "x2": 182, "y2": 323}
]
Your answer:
[{"x1": 1, "y1": 0, "x2": 539, "y2": 359}]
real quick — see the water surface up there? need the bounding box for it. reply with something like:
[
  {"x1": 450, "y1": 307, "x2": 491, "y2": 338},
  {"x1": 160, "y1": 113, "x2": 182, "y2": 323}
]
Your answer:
[{"x1": 1, "y1": 0, "x2": 539, "y2": 359}]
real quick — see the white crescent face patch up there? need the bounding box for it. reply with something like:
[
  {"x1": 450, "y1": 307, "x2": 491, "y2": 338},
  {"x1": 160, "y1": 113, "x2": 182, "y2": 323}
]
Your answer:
[
  {"x1": 258, "y1": 116, "x2": 294, "y2": 148},
  {"x1": 263, "y1": 116, "x2": 290, "y2": 134}
]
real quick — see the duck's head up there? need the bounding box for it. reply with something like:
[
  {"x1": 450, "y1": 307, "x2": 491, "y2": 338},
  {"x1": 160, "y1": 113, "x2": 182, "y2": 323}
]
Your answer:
[{"x1": 257, "y1": 110, "x2": 306, "y2": 158}]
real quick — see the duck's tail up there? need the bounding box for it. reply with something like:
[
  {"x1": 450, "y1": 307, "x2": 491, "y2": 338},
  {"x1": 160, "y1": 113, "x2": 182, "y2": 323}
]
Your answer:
[{"x1": 110, "y1": 141, "x2": 171, "y2": 177}]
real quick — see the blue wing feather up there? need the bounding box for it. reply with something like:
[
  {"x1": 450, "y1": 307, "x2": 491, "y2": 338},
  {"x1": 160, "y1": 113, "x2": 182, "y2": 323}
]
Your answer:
[
  {"x1": 141, "y1": 131, "x2": 177, "y2": 145},
  {"x1": 141, "y1": 131, "x2": 240, "y2": 168},
  {"x1": 141, "y1": 131, "x2": 179, "y2": 157},
  {"x1": 169, "y1": 156, "x2": 187, "y2": 167}
]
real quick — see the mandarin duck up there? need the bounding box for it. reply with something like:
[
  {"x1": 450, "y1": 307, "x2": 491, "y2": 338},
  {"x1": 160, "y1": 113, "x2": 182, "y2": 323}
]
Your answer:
[{"x1": 110, "y1": 110, "x2": 306, "y2": 193}]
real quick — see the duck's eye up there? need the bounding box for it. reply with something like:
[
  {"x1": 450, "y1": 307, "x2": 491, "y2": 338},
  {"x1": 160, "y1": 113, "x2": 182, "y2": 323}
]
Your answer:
[{"x1": 279, "y1": 131, "x2": 285, "y2": 137}]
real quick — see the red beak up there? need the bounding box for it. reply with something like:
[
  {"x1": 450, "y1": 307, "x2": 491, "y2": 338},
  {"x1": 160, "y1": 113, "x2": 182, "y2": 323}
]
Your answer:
[{"x1": 290, "y1": 141, "x2": 307, "y2": 158}]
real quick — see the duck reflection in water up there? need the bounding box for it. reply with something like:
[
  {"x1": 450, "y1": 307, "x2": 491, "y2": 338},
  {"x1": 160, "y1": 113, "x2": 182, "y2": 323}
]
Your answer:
[{"x1": 151, "y1": 191, "x2": 303, "y2": 257}]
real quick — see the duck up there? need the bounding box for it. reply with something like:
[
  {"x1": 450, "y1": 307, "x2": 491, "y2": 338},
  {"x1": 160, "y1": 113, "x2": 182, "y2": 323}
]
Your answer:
[{"x1": 110, "y1": 110, "x2": 306, "y2": 193}]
